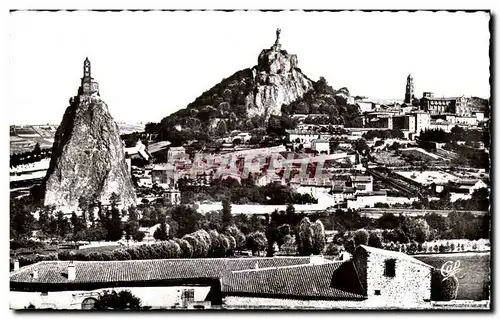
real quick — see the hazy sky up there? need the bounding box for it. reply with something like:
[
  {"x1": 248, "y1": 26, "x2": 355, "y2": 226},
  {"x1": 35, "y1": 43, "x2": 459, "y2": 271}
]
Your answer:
[{"x1": 8, "y1": 10, "x2": 490, "y2": 125}]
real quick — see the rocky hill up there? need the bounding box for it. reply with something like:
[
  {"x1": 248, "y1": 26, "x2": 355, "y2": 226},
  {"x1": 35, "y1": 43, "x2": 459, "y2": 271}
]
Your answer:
[
  {"x1": 41, "y1": 94, "x2": 137, "y2": 212},
  {"x1": 157, "y1": 30, "x2": 359, "y2": 145}
]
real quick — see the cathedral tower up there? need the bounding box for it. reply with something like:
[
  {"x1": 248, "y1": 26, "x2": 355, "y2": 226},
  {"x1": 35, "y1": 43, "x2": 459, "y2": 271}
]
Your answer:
[{"x1": 404, "y1": 74, "x2": 414, "y2": 104}]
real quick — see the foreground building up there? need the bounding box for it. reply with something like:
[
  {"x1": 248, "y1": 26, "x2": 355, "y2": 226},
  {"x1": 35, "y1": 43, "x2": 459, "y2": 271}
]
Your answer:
[{"x1": 10, "y1": 247, "x2": 433, "y2": 310}]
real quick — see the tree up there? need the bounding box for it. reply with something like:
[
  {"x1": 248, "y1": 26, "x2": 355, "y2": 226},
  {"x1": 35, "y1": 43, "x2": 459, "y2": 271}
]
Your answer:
[
  {"x1": 225, "y1": 225, "x2": 246, "y2": 252},
  {"x1": 311, "y1": 220, "x2": 326, "y2": 254},
  {"x1": 94, "y1": 290, "x2": 142, "y2": 310},
  {"x1": 368, "y1": 232, "x2": 383, "y2": 248},
  {"x1": 70, "y1": 212, "x2": 85, "y2": 235},
  {"x1": 171, "y1": 205, "x2": 202, "y2": 237},
  {"x1": 10, "y1": 199, "x2": 36, "y2": 240},
  {"x1": 144, "y1": 122, "x2": 159, "y2": 135},
  {"x1": 246, "y1": 231, "x2": 267, "y2": 256},
  {"x1": 296, "y1": 218, "x2": 326, "y2": 255},
  {"x1": 378, "y1": 213, "x2": 399, "y2": 229},
  {"x1": 153, "y1": 221, "x2": 169, "y2": 241},
  {"x1": 132, "y1": 231, "x2": 145, "y2": 242},
  {"x1": 353, "y1": 229, "x2": 369, "y2": 247},
  {"x1": 221, "y1": 199, "x2": 233, "y2": 231},
  {"x1": 33, "y1": 142, "x2": 41, "y2": 158},
  {"x1": 106, "y1": 205, "x2": 123, "y2": 241},
  {"x1": 344, "y1": 238, "x2": 355, "y2": 254},
  {"x1": 325, "y1": 242, "x2": 341, "y2": 256},
  {"x1": 55, "y1": 211, "x2": 70, "y2": 239},
  {"x1": 403, "y1": 218, "x2": 430, "y2": 243}
]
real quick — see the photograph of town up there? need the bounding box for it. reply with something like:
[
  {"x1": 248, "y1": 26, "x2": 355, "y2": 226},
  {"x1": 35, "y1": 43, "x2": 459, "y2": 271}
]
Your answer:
[{"x1": 8, "y1": 9, "x2": 491, "y2": 310}]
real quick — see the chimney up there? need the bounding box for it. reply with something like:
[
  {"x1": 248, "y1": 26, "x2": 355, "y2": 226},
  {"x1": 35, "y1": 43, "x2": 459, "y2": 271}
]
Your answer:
[
  {"x1": 310, "y1": 254, "x2": 325, "y2": 266},
  {"x1": 68, "y1": 261, "x2": 76, "y2": 281},
  {"x1": 32, "y1": 268, "x2": 39, "y2": 280},
  {"x1": 13, "y1": 259, "x2": 19, "y2": 271}
]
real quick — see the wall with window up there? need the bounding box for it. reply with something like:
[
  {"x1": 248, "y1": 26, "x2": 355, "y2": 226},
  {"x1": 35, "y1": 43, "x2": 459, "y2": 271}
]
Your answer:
[{"x1": 364, "y1": 251, "x2": 431, "y2": 306}]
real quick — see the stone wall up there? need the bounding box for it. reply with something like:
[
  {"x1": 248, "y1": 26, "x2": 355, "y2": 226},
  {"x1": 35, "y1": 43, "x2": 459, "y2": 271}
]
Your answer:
[{"x1": 364, "y1": 250, "x2": 432, "y2": 306}]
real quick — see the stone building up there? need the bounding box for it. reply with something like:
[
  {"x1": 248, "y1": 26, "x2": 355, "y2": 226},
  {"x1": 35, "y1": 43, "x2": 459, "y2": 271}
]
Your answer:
[
  {"x1": 78, "y1": 57, "x2": 99, "y2": 96},
  {"x1": 352, "y1": 245, "x2": 432, "y2": 306},
  {"x1": 420, "y1": 92, "x2": 471, "y2": 116}
]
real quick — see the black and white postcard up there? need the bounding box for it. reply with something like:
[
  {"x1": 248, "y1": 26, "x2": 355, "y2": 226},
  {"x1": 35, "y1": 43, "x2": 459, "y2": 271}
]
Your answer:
[{"x1": 7, "y1": 8, "x2": 491, "y2": 311}]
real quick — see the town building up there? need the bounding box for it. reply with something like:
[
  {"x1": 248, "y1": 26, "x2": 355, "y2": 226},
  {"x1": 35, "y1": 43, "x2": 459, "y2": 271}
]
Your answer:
[
  {"x1": 167, "y1": 146, "x2": 187, "y2": 162},
  {"x1": 151, "y1": 163, "x2": 176, "y2": 187},
  {"x1": 311, "y1": 139, "x2": 330, "y2": 154},
  {"x1": 420, "y1": 92, "x2": 471, "y2": 117},
  {"x1": 349, "y1": 175, "x2": 373, "y2": 193},
  {"x1": 286, "y1": 130, "x2": 321, "y2": 145},
  {"x1": 163, "y1": 188, "x2": 181, "y2": 206},
  {"x1": 346, "y1": 190, "x2": 387, "y2": 209}
]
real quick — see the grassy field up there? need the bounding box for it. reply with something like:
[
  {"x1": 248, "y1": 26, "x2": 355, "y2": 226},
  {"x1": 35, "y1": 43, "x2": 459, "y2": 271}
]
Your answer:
[{"x1": 415, "y1": 253, "x2": 490, "y2": 301}]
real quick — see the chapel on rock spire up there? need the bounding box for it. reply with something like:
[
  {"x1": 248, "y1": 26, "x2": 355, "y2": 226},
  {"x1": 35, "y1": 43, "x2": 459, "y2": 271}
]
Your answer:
[{"x1": 79, "y1": 57, "x2": 100, "y2": 96}]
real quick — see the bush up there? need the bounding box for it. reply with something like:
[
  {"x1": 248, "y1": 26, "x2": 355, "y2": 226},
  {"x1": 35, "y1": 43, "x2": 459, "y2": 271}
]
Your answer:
[
  {"x1": 325, "y1": 242, "x2": 341, "y2": 256},
  {"x1": 368, "y1": 232, "x2": 383, "y2": 248},
  {"x1": 10, "y1": 239, "x2": 45, "y2": 251},
  {"x1": 94, "y1": 290, "x2": 142, "y2": 310},
  {"x1": 353, "y1": 229, "x2": 369, "y2": 247},
  {"x1": 431, "y1": 270, "x2": 459, "y2": 301}
]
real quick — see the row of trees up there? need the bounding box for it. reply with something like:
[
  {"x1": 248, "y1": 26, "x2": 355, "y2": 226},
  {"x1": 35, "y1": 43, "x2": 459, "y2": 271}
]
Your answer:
[
  {"x1": 419, "y1": 127, "x2": 489, "y2": 146},
  {"x1": 10, "y1": 143, "x2": 51, "y2": 168},
  {"x1": 363, "y1": 129, "x2": 405, "y2": 141},
  {"x1": 179, "y1": 177, "x2": 318, "y2": 206}
]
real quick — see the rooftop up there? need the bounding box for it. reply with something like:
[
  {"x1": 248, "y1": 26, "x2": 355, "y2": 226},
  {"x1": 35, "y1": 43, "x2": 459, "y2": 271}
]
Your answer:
[
  {"x1": 10, "y1": 257, "x2": 313, "y2": 285},
  {"x1": 222, "y1": 261, "x2": 366, "y2": 300},
  {"x1": 350, "y1": 175, "x2": 372, "y2": 183}
]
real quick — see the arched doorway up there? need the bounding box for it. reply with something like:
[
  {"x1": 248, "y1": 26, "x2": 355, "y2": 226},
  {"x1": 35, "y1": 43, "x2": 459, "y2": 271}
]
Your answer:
[{"x1": 81, "y1": 297, "x2": 97, "y2": 310}]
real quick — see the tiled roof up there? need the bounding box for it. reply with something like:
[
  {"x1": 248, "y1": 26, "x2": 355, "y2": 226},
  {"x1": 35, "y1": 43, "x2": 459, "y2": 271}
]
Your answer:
[
  {"x1": 10, "y1": 257, "x2": 312, "y2": 284},
  {"x1": 222, "y1": 261, "x2": 366, "y2": 300}
]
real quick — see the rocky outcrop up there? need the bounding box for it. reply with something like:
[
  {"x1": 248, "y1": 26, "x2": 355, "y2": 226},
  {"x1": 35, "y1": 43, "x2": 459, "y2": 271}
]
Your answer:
[
  {"x1": 248, "y1": 40, "x2": 314, "y2": 119},
  {"x1": 42, "y1": 94, "x2": 136, "y2": 212}
]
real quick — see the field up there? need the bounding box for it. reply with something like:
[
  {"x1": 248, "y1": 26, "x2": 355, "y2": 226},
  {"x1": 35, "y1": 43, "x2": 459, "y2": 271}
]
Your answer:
[{"x1": 415, "y1": 252, "x2": 490, "y2": 301}]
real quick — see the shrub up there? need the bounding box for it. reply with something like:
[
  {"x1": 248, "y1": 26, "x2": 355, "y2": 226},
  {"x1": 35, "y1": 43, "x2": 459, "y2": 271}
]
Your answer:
[
  {"x1": 431, "y1": 270, "x2": 459, "y2": 301},
  {"x1": 94, "y1": 290, "x2": 142, "y2": 310},
  {"x1": 325, "y1": 242, "x2": 341, "y2": 256},
  {"x1": 344, "y1": 238, "x2": 355, "y2": 254},
  {"x1": 368, "y1": 232, "x2": 383, "y2": 248},
  {"x1": 353, "y1": 229, "x2": 369, "y2": 247}
]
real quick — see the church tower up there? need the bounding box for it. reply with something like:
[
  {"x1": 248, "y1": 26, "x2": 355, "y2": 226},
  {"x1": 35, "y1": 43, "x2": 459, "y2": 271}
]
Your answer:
[
  {"x1": 404, "y1": 74, "x2": 414, "y2": 104},
  {"x1": 79, "y1": 57, "x2": 99, "y2": 96}
]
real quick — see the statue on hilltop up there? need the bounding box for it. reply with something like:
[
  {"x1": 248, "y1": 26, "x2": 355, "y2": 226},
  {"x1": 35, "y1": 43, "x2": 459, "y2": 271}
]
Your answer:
[{"x1": 275, "y1": 28, "x2": 281, "y2": 45}]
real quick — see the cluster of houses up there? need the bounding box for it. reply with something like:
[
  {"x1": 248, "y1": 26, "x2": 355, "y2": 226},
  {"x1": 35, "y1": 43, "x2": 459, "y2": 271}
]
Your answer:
[
  {"x1": 10, "y1": 245, "x2": 435, "y2": 310},
  {"x1": 358, "y1": 77, "x2": 488, "y2": 136}
]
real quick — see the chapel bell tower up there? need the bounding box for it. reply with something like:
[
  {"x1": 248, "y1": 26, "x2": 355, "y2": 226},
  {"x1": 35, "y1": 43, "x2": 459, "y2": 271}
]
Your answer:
[{"x1": 79, "y1": 57, "x2": 99, "y2": 96}]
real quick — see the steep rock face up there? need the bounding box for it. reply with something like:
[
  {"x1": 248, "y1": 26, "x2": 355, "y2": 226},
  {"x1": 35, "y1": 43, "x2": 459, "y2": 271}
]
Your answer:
[
  {"x1": 42, "y1": 95, "x2": 136, "y2": 212},
  {"x1": 248, "y1": 43, "x2": 314, "y2": 119}
]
